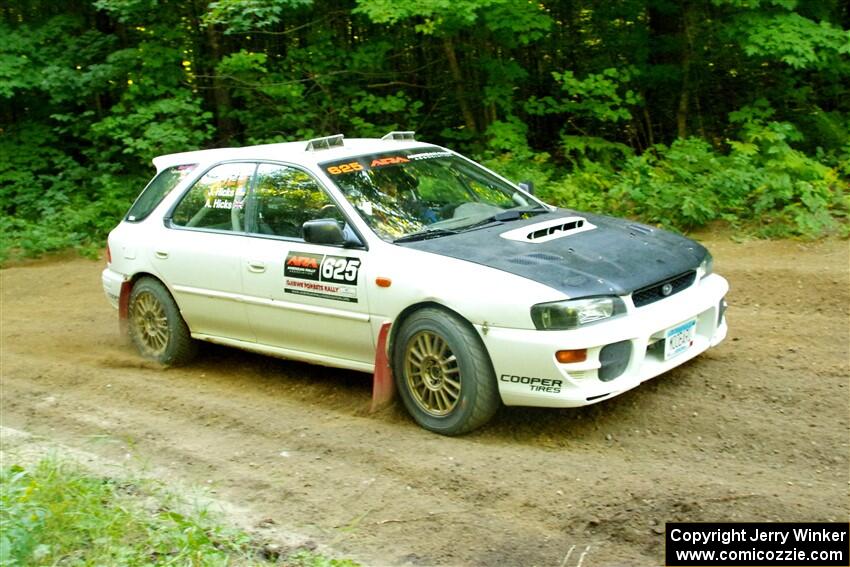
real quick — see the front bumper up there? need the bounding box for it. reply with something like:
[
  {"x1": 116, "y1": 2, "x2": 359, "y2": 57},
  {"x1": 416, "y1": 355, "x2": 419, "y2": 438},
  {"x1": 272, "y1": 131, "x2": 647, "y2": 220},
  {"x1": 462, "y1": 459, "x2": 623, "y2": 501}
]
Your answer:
[
  {"x1": 480, "y1": 273, "x2": 729, "y2": 408},
  {"x1": 101, "y1": 267, "x2": 125, "y2": 309}
]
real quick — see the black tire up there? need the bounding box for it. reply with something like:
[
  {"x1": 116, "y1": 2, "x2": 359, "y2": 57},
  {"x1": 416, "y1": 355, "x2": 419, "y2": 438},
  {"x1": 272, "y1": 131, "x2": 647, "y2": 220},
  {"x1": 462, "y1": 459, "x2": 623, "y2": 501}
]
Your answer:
[
  {"x1": 392, "y1": 308, "x2": 500, "y2": 435},
  {"x1": 128, "y1": 277, "x2": 197, "y2": 366}
]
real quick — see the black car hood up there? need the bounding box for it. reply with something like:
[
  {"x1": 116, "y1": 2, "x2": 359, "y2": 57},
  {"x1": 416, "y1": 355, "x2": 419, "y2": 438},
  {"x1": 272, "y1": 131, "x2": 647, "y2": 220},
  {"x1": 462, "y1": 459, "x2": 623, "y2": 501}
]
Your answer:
[{"x1": 400, "y1": 209, "x2": 707, "y2": 298}]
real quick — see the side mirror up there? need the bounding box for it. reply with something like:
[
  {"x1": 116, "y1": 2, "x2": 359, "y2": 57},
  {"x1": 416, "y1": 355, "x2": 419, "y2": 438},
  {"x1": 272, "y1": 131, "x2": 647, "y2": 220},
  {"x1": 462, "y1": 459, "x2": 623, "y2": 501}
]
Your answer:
[
  {"x1": 518, "y1": 180, "x2": 535, "y2": 195},
  {"x1": 303, "y1": 218, "x2": 362, "y2": 247},
  {"x1": 303, "y1": 218, "x2": 344, "y2": 245}
]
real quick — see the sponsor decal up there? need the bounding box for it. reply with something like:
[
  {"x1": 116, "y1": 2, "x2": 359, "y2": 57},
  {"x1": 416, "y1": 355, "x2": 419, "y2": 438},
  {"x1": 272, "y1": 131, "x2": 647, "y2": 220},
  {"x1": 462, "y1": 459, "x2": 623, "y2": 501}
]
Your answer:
[
  {"x1": 370, "y1": 156, "x2": 409, "y2": 167},
  {"x1": 285, "y1": 253, "x2": 322, "y2": 280},
  {"x1": 324, "y1": 152, "x2": 451, "y2": 177},
  {"x1": 284, "y1": 251, "x2": 361, "y2": 303},
  {"x1": 326, "y1": 162, "x2": 364, "y2": 175},
  {"x1": 407, "y1": 151, "x2": 452, "y2": 160},
  {"x1": 500, "y1": 374, "x2": 562, "y2": 394}
]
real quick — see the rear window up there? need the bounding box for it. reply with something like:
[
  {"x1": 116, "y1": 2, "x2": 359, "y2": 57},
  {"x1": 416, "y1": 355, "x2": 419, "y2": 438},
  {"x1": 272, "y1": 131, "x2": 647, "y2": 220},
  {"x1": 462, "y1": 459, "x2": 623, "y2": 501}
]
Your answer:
[{"x1": 125, "y1": 164, "x2": 198, "y2": 222}]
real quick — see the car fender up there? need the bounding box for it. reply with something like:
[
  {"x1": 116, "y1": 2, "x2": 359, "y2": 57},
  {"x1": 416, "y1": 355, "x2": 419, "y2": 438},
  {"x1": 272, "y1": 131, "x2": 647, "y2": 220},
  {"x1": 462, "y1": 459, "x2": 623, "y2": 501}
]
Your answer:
[{"x1": 364, "y1": 240, "x2": 567, "y2": 330}]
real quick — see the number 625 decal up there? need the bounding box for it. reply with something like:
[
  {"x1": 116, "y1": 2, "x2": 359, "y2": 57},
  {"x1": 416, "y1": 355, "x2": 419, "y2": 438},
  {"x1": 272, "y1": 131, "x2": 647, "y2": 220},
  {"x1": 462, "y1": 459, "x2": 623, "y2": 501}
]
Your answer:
[{"x1": 321, "y1": 256, "x2": 361, "y2": 284}]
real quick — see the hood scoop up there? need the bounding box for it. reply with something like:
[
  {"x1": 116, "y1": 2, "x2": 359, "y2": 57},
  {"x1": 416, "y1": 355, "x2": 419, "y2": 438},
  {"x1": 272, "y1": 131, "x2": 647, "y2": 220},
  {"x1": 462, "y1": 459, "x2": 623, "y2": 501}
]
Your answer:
[{"x1": 500, "y1": 216, "x2": 596, "y2": 244}]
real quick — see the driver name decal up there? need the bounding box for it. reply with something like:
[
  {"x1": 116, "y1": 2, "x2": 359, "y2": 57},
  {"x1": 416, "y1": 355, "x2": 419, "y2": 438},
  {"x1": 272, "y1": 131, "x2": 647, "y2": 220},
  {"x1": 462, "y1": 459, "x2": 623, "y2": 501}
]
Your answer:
[{"x1": 284, "y1": 252, "x2": 360, "y2": 303}]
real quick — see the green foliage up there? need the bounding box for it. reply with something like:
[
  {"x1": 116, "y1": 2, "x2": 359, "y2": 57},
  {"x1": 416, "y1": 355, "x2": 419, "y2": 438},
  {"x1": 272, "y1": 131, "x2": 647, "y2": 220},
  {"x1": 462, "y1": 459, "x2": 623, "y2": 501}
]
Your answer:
[
  {"x1": 354, "y1": 0, "x2": 552, "y2": 40},
  {"x1": 217, "y1": 49, "x2": 269, "y2": 76},
  {"x1": 1, "y1": 0, "x2": 848, "y2": 262},
  {"x1": 93, "y1": 0, "x2": 165, "y2": 24},
  {"x1": 487, "y1": 111, "x2": 847, "y2": 238},
  {"x1": 0, "y1": 456, "x2": 360, "y2": 566},
  {"x1": 560, "y1": 135, "x2": 634, "y2": 168},
  {"x1": 88, "y1": 93, "x2": 214, "y2": 162},
  {"x1": 203, "y1": 0, "x2": 313, "y2": 33},
  {"x1": 612, "y1": 137, "x2": 741, "y2": 228},
  {"x1": 484, "y1": 117, "x2": 533, "y2": 157},
  {"x1": 0, "y1": 458, "x2": 254, "y2": 565},
  {"x1": 731, "y1": 12, "x2": 850, "y2": 70},
  {"x1": 527, "y1": 67, "x2": 641, "y2": 123}
]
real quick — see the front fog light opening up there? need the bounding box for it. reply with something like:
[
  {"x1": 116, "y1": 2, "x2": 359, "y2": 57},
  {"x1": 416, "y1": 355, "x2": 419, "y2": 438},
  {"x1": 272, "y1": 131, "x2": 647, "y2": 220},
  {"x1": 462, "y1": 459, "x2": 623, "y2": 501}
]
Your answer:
[{"x1": 599, "y1": 340, "x2": 632, "y2": 382}]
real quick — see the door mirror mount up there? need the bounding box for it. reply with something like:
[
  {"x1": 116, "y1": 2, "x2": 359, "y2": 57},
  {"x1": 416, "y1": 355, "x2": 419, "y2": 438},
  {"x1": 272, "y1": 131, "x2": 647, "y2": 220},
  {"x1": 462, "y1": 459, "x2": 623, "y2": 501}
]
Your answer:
[{"x1": 518, "y1": 180, "x2": 535, "y2": 195}]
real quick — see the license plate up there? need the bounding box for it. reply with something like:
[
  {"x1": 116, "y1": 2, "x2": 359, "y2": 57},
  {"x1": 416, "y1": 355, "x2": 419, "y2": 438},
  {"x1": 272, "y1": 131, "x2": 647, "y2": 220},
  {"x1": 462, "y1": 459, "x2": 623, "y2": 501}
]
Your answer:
[{"x1": 664, "y1": 319, "x2": 696, "y2": 360}]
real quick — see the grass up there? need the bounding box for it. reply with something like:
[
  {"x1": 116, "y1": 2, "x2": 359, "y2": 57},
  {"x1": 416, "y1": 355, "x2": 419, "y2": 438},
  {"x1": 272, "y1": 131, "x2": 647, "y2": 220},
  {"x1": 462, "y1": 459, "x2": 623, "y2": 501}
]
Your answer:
[{"x1": 0, "y1": 456, "x2": 359, "y2": 566}]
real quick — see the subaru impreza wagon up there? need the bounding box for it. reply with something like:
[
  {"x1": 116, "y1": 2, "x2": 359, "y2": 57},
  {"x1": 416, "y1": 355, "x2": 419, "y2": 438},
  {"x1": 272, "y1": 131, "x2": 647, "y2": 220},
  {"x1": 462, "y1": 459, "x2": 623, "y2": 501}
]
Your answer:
[{"x1": 102, "y1": 132, "x2": 728, "y2": 435}]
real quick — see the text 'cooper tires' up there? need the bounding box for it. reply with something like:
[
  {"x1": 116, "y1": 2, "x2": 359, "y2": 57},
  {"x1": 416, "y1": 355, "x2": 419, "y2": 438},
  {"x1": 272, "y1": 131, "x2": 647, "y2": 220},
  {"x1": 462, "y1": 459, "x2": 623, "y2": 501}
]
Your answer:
[
  {"x1": 393, "y1": 308, "x2": 500, "y2": 435},
  {"x1": 128, "y1": 277, "x2": 197, "y2": 366}
]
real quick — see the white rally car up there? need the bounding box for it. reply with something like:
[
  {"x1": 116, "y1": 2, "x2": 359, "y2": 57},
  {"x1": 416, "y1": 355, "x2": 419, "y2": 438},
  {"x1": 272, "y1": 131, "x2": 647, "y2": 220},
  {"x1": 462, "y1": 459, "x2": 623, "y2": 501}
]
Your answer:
[{"x1": 102, "y1": 132, "x2": 728, "y2": 435}]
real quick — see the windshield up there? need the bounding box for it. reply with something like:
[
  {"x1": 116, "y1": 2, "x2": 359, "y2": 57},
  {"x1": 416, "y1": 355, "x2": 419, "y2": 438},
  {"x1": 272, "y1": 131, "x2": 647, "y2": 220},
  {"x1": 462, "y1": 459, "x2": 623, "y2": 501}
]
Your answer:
[{"x1": 321, "y1": 148, "x2": 545, "y2": 241}]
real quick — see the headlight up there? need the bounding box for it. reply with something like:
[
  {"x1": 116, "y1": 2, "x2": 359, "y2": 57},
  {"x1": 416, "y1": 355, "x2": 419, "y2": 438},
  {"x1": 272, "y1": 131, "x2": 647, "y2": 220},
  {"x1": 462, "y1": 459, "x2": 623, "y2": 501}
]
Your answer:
[
  {"x1": 531, "y1": 297, "x2": 626, "y2": 330},
  {"x1": 699, "y1": 252, "x2": 713, "y2": 279}
]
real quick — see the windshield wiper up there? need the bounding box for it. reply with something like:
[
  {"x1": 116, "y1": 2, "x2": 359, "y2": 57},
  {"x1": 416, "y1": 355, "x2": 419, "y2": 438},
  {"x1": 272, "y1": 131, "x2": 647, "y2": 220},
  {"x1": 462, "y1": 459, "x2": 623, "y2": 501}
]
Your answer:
[
  {"x1": 459, "y1": 206, "x2": 550, "y2": 232},
  {"x1": 393, "y1": 227, "x2": 459, "y2": 243}
]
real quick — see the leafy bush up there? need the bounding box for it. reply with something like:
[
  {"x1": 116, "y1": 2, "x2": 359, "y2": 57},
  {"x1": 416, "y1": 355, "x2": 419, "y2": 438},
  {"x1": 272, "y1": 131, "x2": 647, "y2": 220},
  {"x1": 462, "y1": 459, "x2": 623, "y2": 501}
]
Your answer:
[{"x1": 483, "y1": 104, "x2": 848, "y2": 238}]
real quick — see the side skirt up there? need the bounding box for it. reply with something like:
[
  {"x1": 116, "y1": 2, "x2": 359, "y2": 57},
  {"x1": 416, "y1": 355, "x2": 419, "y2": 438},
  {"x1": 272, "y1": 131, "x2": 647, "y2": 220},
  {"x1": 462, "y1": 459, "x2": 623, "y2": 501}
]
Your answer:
[{"x1": 191, "y1": 333, "x2": 375, "y2": 374}]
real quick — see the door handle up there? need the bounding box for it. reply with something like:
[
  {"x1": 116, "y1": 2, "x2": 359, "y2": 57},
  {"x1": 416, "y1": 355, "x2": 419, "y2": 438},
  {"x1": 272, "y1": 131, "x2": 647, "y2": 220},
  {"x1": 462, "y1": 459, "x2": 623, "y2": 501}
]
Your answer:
[
  {"x1": 247, "y1": 261, "x2": 266, "y2": 273},
  {"x1": 154, "y1": 250, "x2": 169, "y2": 259}
]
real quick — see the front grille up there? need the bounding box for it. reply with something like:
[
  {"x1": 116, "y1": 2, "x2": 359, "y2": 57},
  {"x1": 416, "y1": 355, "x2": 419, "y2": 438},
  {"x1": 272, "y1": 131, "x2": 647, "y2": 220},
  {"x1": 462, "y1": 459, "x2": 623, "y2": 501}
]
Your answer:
[{"x1": 631, "y1": 270, "x2": 696, "y2": 308}]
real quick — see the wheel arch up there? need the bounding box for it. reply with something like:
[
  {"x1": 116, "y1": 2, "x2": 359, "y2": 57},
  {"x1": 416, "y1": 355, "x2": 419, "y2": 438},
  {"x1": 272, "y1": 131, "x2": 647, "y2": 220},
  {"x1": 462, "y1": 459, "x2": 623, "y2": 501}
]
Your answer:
[
  {"x1": 120, "y1": 271, "x2": 184, "y2": 325},
  {"x1": 122, "y1": 271, "x2": 198, "y2": 365},
  {"x1": 388, "y1": 301, "x2": 491, "y2": 369},
  {"x1": 387, "y1": 300, "x2": 502, "y2": 434}
]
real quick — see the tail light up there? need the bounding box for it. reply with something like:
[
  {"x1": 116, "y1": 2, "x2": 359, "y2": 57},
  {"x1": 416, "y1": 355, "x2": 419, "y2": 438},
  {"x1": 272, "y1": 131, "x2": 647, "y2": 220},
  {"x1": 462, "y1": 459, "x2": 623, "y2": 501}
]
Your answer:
[{"x1": 106, "y1": 243, "x2": 112, "y2": 264}]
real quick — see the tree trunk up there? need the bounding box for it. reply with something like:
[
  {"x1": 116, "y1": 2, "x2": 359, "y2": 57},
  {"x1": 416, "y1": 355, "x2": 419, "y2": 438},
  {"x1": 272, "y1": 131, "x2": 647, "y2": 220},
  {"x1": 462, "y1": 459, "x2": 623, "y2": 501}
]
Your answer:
[
  {"x1": 676, "y1": 76, "x2": 689, "y2": 138},
  {"x1": 442, "y1": 37, "x2": 477, "y2": 133},
  {"x1": 676, "y1": 4, "x2": 695, "y2": 138},
  {"x1": 648, "y1": 1, "x2": 687, "y2": 142},
  {"x1": 205, "y1": 24, "x2": 237, "y2": 143}
]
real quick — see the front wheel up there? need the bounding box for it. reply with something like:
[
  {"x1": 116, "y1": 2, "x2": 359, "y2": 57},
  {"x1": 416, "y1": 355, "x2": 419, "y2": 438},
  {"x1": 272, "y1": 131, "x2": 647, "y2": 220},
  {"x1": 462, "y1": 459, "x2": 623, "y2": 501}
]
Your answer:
[
  {"x1": 393, "y1": 308, "x2": 500, "y2": 435},
  {"x1": 128, "y1": 277, "x2": 197, "y2": 366}
]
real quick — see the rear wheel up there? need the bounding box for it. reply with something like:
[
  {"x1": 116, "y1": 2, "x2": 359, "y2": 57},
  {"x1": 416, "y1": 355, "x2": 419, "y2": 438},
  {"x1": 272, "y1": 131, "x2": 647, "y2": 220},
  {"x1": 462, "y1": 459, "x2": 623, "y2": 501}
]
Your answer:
[
  {"x1": 393, "y1": 308, "x2": 500, "y2": 435},
  {"x1": 128, "y1": 278, "x2": 196, "y2": 366}
]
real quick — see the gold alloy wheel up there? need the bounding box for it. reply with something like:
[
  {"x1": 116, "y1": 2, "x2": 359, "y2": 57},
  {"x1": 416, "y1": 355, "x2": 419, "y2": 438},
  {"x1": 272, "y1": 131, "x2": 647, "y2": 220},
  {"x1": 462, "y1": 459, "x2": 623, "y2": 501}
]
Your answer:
[
  {"x1": 131, "y1": 291, "x2": 169, "y2": 357},
  {"x1": 404, "y1": 330, "x2": 461, "y2": 416}
]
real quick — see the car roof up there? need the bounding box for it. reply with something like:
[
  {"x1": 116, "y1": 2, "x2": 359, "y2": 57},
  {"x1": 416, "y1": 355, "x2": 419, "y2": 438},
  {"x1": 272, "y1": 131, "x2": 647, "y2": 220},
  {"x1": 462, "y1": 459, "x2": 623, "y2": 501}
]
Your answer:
[{"x1": 151, "y1": 137, "x2": 438, "y2": 173}]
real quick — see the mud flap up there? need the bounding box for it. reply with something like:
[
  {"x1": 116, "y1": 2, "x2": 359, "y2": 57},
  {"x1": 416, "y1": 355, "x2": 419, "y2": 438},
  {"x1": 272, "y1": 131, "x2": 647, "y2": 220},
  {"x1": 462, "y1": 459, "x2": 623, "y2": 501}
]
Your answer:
[
  {"x1": 370, "y1": 321, "x2": 395, "y2": 412},
  {"x1": 118, "y1": 280, "x2": 132, "y2": 338}
]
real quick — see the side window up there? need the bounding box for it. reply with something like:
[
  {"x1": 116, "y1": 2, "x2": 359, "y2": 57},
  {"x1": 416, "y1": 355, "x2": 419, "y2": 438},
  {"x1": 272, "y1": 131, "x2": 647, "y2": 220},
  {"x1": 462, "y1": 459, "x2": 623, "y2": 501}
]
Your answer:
[
  {"x1": 171, "y1": 163, "x2": 255, "y2": 231},
  {"x1": 459, "y1": 164, "x2": 516, "y2": 208},
  {"x1": 126, "y1": 164, "x2": 197, "y2": 222},
  {"x1": 250, "y1": 163, "x2": 341, "y2": 238}
]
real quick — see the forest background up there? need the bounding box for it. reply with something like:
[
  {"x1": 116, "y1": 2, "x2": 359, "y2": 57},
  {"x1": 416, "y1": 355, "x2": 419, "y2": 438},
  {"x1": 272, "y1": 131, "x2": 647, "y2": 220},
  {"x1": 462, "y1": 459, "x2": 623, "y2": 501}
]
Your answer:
[{"x1": 2, "y1": 0, "x2": 848, "y2": 260}]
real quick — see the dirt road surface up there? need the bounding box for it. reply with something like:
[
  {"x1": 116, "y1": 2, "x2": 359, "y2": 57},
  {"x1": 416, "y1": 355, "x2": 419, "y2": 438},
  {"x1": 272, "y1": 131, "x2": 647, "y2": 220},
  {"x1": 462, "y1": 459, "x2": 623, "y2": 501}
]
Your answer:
[{"x1": 2, "y1": 236, "x2": 848, "y2": 566}]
